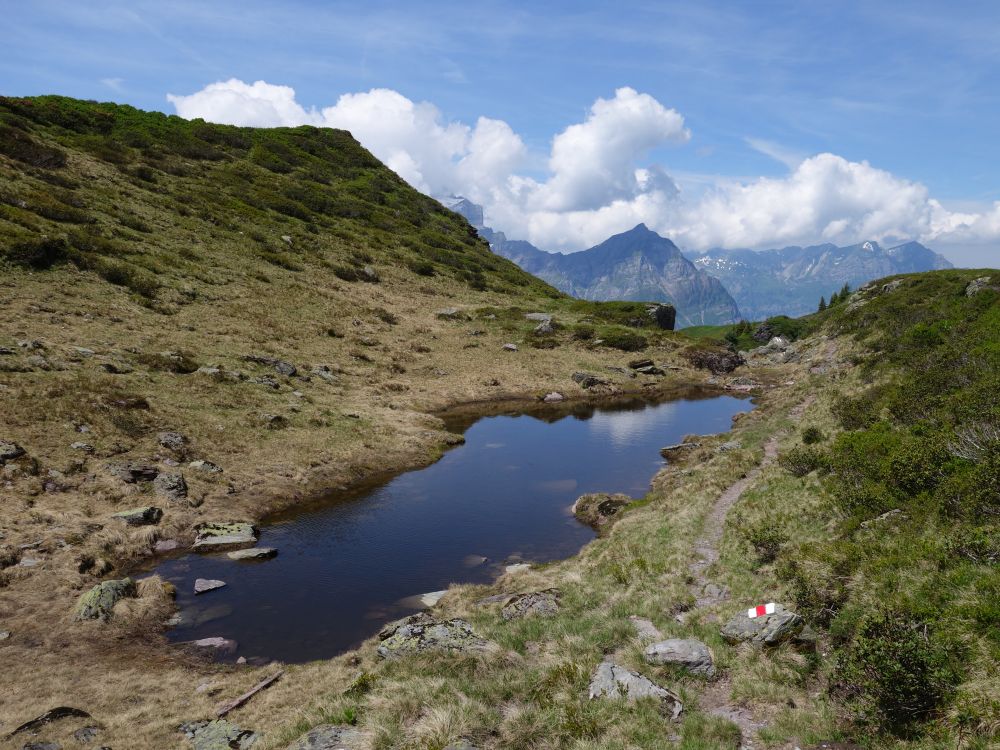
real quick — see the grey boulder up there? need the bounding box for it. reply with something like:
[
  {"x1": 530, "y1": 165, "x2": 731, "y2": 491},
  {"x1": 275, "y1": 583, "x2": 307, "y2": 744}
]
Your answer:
[
  {"x1": 179, "y1": 719, "x2": 257, "y2": 750},
  {"x1": 284, "y1": 724, "x2": 365, "y2": 750},
  {"x1": 194, "y1": 578, "x2": 226, "y2": 595},
  {"x1": 106, "y1": 462, "x2": 158, "y2": 483},
  {"x1": 154, "y1": 472, "x2": 188, "y2": 502},
  {"x1": 376, "y1": 612, "x2": 498, "y2": 660},
  {"x1": 720, "y1": 603, "x2": 804, "y2": 646},
  {"x1": 572, "y1": 372, "x2": 608, "y2": 389},
  {"x1": 588, "y1": 660, "x2": 683, "y2": 719},
  {"x1": 158, "y1": 431, "x2": 189, "y2": 452},
  {"x1": 75, "y1": 578, "x2": 137, "y2": 621},
  {"x1": 644, "y1": 638, "x2": 716, "y2": 677},
  {"x1": 500, "y1": 589, "x2": 560, "y2": 621}
]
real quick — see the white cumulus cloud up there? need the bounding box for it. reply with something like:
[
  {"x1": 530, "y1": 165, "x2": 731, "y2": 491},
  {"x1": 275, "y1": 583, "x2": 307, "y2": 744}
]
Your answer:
[{"x1": 167, "y1": 79, "x2": 1000, "y2": 254}]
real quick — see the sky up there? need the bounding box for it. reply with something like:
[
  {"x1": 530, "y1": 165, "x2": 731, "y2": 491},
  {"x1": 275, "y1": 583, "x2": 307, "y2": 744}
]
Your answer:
[{"x1": 3, "y1": 0, "x2": 1000, "y2": 267}]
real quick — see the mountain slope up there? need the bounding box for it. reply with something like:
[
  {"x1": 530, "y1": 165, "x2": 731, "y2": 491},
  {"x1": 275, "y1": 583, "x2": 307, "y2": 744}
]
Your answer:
[
  {"x1": 688, "y1": 240, "x2": 953, "y2": 319},
  {"x1": 445, "y1": 198, "x2": 740, "y2": 327}
]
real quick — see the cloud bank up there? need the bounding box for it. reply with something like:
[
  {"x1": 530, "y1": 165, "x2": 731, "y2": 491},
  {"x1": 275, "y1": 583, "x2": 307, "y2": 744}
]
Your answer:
[{"x1": 168, "y1": 79, "x2": 1000, "y2": 253}]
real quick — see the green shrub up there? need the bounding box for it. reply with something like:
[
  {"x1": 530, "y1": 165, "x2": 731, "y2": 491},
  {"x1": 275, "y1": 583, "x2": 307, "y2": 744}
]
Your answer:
[
  {"x1": 3, "y1": 236, "x2": 68, "y2": 268},
  {"x1": 407, "y1": 260, "x2": 435, "y2": 277},
  {"x1": 0, "y1": 125, "x2": 67, "y2": 168},
  {"x1": 572, "y1": 324, "x2": 595, "y2": 341},
  {"x1": 802, "y1": 426, "x2": 825, "y2": 444},
  {"x1": 599, "y1": 328, "x2": 647, "y2": 352},
  {"x1": 836, "y1": 609, "x2": 957, "y2": 734},
  {"x1": 832, "y1": 389, "x2": 884, "y2": 430},
  {"x1": 741, "y1": 522, "x2": 789, "y2": 564},
  {"x1": 779, "y1": 445, "x2": 829, "y2": 477}
]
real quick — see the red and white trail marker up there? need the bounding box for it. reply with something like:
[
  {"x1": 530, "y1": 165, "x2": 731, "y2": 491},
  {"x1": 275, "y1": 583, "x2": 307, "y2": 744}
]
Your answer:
[{"x1": 747, "y1": 602, "x2": 776, "y2": 619}]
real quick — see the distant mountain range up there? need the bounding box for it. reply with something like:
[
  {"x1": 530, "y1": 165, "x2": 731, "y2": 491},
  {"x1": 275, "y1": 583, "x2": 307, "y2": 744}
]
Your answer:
[
  {"x1": 443, "y1": 197, "x2": 954, "y2": 325},
  {"x1": 444, "y1": 198, "x2": 740, "y2": 327},
  {"x1": 685, "y1": 241, "x2": 953, "y2": 319}
]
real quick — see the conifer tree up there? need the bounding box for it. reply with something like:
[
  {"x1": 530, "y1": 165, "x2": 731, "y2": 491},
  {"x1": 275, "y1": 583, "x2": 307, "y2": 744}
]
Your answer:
[{"x1": 818, "y1": 296, "x2": 827, "y2": 312}]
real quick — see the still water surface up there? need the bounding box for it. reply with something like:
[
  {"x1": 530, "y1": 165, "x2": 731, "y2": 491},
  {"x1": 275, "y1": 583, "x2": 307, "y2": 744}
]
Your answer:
[{"x1": 156, "y1": 391, "x2": 751, "y2": 663}]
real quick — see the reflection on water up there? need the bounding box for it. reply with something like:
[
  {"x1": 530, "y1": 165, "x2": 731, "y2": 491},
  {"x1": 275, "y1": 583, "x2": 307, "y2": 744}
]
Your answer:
[{"x1": 153, "y1": 391, "x2": 752, "y2": 663}]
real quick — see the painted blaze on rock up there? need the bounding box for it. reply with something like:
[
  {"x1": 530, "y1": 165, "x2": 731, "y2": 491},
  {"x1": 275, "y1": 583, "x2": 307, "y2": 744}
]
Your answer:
[
  {"x1": 75, "y1": 578, "x2": 137, "y2": 621},
  {"x1": 720, "y1": 602, "x2": 804, "y2": 646},
  {"x1": 376, "y1": 612, "x2": 498, "y2": 659}
]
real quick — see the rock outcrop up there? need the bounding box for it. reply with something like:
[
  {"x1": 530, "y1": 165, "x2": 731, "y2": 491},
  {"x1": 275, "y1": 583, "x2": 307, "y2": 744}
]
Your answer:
[
  {"x1": 192, "y1": 522, "x2": 258, "y2": 552},
  {"x1": 179, "y1": 719, "x2": 257, "y2": 750},
  {"x1": 571, "y1": 492, "x2": 633, "y2": 530},
  {"x1": 500, "y1": 589, "x2": 560, "y2": 620},
  {"x1": 376, "y1": 612, "x2": 498, "y2": 660},
  {"x1": 284, "y1": 724, "x2": 365, "y2": 750}
]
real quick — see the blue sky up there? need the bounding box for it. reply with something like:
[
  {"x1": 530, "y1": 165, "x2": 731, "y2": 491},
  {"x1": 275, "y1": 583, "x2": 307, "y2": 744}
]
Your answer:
[{"x1": 4, "y1": 0, "x2": 1000, "y2": 265}]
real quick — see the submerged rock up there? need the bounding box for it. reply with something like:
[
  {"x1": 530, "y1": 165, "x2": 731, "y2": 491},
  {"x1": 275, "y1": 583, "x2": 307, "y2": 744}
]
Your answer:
[
  {"x1": 571, "y1": 492, "x2": 633, "y2": 530},
  {"x1": 284, "y1": 724, "x2": 365, "y2": 750},
  {"x1": 376, "y1": 612, "x2": 498, "y2": 660},
  {"x1": 192, "y1": 522, "x2": 258, "y2": 552},
  {"x1": 501, "y1": 589, "x2": 560, "y2": 620},
  {"x1": 189, "y1": 636, "x2": 239, "y2": 655},
  {"x1": 112, "y1": 506, "x2": 163, "y2": 526},
  {"x1": 588, "y1": 660, "x2": 683, "y2": 719},
  {"x1": 179, "y1": 719, "x2": 257, "y2": 750},
  {"x1": 644, "y1": 638, "x2": 716, "y2": 677},
  {"x1": 75, "y1": 578, "x2": 137, "y2": 621},
  {"x1": 194, "y1": 578, "x2": 226, "y2": 595},
  {"x1": 720, "y1": 603, "x2": 804, "y2": 646},
  {"x1": 227, "y1": 547, "x2": 277, "y2": 561}
]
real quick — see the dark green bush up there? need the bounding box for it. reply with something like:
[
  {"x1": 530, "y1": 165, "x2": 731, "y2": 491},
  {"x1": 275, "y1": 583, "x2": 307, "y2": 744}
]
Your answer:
[
  {"x1": 0, "y1": 125, "x2": 66, "y2": 168},
  {"x1": 572, "y1": 324, "x2": 596, "y2": 341},
  {"x1": 3, "y1": 236, "x2": 68, "y2": 268},
  {"x1": 832, "y1": 389, "x2": 885, "y2": 430},
  {"x1": 742, "y1": 522, "x2": 789, "y2": 564},
  {"x1": 836, "y1": 609, "x2": 956, "y2": 734},
  {"x1": 599, "y1": 329, "x2": 647, "y2": 352},
  {"x1": 407, "y1": 260, "x2": 435, "y2": 277},
  {"x1": 779, "y1": 445, "x2": 830, "y2": 477},
  {"x1": 802, "y1": 426, "x2": 825, "y2": 444}
]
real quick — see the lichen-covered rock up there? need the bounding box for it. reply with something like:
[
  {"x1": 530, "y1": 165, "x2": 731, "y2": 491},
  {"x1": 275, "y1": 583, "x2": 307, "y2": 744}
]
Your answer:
[
  {"x1": 179, "y1": 719, "x2": 257, "y2": 750},
  {"x1": 75, "y1": 578, "x2": 137, "y2": 621},
  {"x1": 965, "y1": 276, "x2": 997, "y2": 296},
  {"x1": 0, "y1": 440, "x2": 26, "y2": 464},
  {"x1": 376, "y1": 612, "x2": 498, "y2": 659},
  {"x1": 644, "y1": 638, "x2": 716, "y2": 677},
  {"x1": 112, "y1": 506, "x2": 163, "y2": 526},
  {"x1": 588, "y1": 660, "x2": 683, "y2": 719},
  {"x1": 684, "y1": 349, "x2": 744, "y2": 374},
  {"x1": 571, "y1": 492, "x2": 633, "y2": 530},
  {"x1": 189, "y1": 459, "x2": 223, "y2": 473},
  {"x1": 154, "y1": 472, "x2": 188, "y2": 502},
  {"x1": 720, "y1": 603, "x2": 804, "y2": 646},
  {"x1": 284, "y1": 724, "x2": 365, "y2": 750},
  {"x1": 501, "y1": 589, "x2": 560, "y2": 620},
  {"x1": 193, "y1": 522, "x2": 258, "y2": 552},
  {"x1": 158, "y1": 431, "x2": 189, "y2": 452}
]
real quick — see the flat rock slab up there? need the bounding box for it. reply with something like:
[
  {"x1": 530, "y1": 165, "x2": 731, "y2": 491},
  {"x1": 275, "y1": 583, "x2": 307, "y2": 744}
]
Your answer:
[
  {"x1": 193, "y1": 523, "x2": 258, "y2": 552},
  {"x1": 377, "y1": 612, "x2": 498, "y2": 660},
  {"x1": 112, "y1": 506, "x2": 163, "y2": 526},
  {"x1": 284, "y1": 724, "x2": 366, "y2": 750},
  {"x1": 588, "y1": 660, "x2": 683, "y2": 720},
  {"x1": 190, "y1": 637, "x2": 239, "y2": 655},
  {"x1": 75, "y1": 578, "x2": 136, "y2": 621},
  {"x1": 194, "y1": 578, "x2": 226, "y2": 595},
  {"x1": 644, "y1": 638, "x2": 716, "y2": 677},
  {"x1": 501, "y1": 589, "x2": 560, "y2": 620},
  {"x1": 720, "y1": 603, "x2": 804, "y2": 646},
  {"x1": 180, "y1": 719, "x2": 257, "y2": 750},
  {"x1": 227, "y1": 547, "x2": 277, "y2": 561}
]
